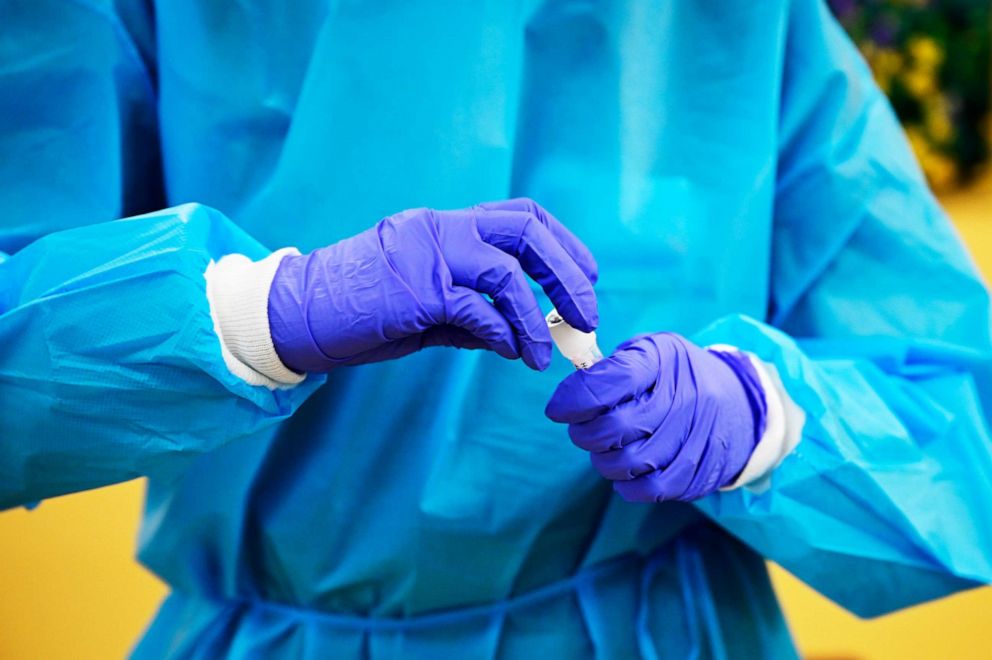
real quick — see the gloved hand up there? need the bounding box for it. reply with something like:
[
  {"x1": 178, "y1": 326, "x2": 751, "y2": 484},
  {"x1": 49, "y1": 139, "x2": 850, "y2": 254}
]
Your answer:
[
  {"x1": 268, "y1": 198, "x2": 598, "y2": 372},
  {"x1": 545, "y1": 333, "x2": 767, "y2": 502}
]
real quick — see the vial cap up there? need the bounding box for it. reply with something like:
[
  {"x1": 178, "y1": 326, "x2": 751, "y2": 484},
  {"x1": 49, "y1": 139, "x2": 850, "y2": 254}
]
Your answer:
[{"x1": 546, "y1": 309, "x2": 604, "y2": 369}]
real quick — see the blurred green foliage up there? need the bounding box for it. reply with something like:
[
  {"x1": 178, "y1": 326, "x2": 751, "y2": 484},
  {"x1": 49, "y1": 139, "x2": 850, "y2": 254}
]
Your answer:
[{"x1": 830, "y1": 0, "x2": 990, "y2": 189}]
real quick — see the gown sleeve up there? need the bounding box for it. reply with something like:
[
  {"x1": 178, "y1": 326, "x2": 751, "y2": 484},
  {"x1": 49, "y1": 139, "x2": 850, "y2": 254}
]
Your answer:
[
  {"x1": 0, "y1": 3, "x2": 323, "y2": 509},
  {"x1": 691, "y1": 0, "x2": 992, "y2": 617},
  {"x1": 0, "y1": 205, "x2": 324, "y2": 509}
]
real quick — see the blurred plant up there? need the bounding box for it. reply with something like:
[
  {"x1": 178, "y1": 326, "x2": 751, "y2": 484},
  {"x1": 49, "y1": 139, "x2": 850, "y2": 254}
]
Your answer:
[{"x1": 830, "y1": 0, "x2": 991, "y2": 190}]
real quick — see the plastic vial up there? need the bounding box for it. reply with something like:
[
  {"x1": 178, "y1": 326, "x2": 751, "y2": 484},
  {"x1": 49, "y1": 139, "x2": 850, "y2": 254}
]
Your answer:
[{"x1": 546, "y1": 309, "x2": 604, "y2": 369}]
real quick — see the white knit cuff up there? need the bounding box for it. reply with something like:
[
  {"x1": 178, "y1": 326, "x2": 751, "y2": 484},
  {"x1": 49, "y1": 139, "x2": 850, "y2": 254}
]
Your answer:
[
  {"x1": 708, "y1": 345, "x2": 805, "y2": 491},
  {"x1": 205, "y1": 248, "x2": 306, "y2": 389}
]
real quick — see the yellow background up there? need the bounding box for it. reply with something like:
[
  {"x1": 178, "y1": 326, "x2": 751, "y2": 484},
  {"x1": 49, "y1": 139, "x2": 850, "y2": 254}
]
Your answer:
[{"x1": 0, "y1": 180, "x2": 990, "y2": 659}]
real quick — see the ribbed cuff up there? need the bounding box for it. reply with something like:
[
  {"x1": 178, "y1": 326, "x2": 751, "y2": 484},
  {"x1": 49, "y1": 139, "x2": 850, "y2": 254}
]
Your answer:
[
  {"x1": 205, "y1": 248, "x2": 306, "y2": 389},
  {"x1": 708, "y1": 344, "x2": 805, "y2": 490}
]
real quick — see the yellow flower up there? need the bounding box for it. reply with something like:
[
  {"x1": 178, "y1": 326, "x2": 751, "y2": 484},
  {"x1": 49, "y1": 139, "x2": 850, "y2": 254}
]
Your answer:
[
  {"x1": 921, "y1": 151, "x2": 958, "y2": 192},
  {"x1": 924, "y1": 97, "x2": 955, "y2": 144},
  {"x1": 908, "y1": 36, "x2": 944, "y2": 71},
  {"x1": 902, "y1": 67, "x2": 936, "y2": 99},
  {"x1": 873, "y1": 49, "x2": 904, "y2": 77},
  {"x1": 907, "y1": 124, "x2": 958, "y2": 190},
  {"x1": 866, "y1": 47, "x2": 904, "y2": 94},
  {"x1": 905, "y1": 126, "x2": 930, "y2": 159},
  {"x1": 926, "y1": 113, "x2": 954, "y2": 145}
]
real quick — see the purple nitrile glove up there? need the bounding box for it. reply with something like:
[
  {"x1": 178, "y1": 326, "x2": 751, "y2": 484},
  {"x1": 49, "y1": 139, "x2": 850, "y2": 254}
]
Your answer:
[
  {"x1": 545, "y1": 333, "x2": 767, "y2": 503},
  {"x1": 268, "y1": 198, "x2": 598, "y2": 372}
]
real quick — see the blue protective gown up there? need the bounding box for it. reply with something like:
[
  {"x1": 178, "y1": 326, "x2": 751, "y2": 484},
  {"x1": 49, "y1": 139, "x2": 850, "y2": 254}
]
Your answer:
[{"x1": 2, "y1": 1, "x2": 991, "y2": 657}]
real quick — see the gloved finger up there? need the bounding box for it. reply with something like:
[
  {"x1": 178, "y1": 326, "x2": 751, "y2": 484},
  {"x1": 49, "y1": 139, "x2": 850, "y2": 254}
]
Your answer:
[
  {"x1": 612, "y1": 467, "x2": 686, "y2": 503},
  {"x1": 477, "y1": 198, "x2": 599, "y2": 285},
  {"x1": 545, "y1": 339, "x2": 662, "y2": 423},
  {"x1": 589, "y1": 437, "x2": 660, "y2": 480},
  {"x1": 450, "y1": 245, "x2": 553, "y2": 371},
  {"x1": 443, "y1": 288, "x2": 523, "y2": 362},
  {"x1": 438, "y1": 212, "x2": 557, "y2": 369},
  {"x1": 566, "y1": 391, "x2": 662, "y2": 452},
  {"x1": 587, "y1": 403, "x2": 689, "y2": 480},
  {"x1": 612, "y1": 417, "x2": 712, "y2": 502},
  {"x1": 475, "y1": 209, "x2": 598, "y2": 333},
  {"x1": 419, "y1": 325, "x2": 496, "y2": 351},
  {"x1": 331, "y1": 318, "x2": 517, "y2": 366}
]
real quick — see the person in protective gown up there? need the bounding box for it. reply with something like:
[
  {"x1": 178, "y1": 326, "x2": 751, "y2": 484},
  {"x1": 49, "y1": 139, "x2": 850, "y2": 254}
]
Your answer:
[{"x1": 2, "y1": 1, "x2": 991, "y2": 658}]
